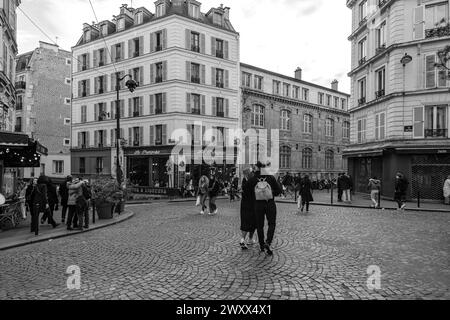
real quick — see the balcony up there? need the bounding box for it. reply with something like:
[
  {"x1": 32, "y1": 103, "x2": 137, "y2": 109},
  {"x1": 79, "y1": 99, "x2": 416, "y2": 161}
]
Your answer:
[
  {"x1": 216, "y1": 82, "x2": 224, "y2": 88},
  {"x1": 133, "y1": 111, "x2": 140, "y2": 117},
  {"x1": 81, "y1": 91, "x2": 87, "y2": 97},
  {"x1": 98, "y1": 61, "x2": 105, "y2": 67},
  {"x1": 216, "y1": 51, "x2": 224, "y2": 59},
  {"x1": 155, "y1": 76, "x2": 163, "y2": 83},
  {"x1": 133, "y1": 141, "x2": 140, "y2": 147},
  {"x1": 191, "y1": 45, "x2": 200, "y2": 53},
  {"x1": 216, "y1": 112, "x2": 224, "y2": 118},
  {"x1": 425, "y1": 129, "x2": 448, "y2": 138},
  {"x1": 98, "y1": 88, "x2": 104, "y2": 94},
  {"x1": 191, "y1": 109, "x2": 201, "y2": 115},
  {"x1": 378, "y1": 0, "x2": 388, "y2": 8},
  {"x1": 425, "y1": 25, "x2": 450, "y2": 39},
  {"x1": 191, "y1": 76, "x2": 200, "y2": 84},
  {"x1": 97, "y1": 143, "x2": 104, "y2": 148},
  {"x1": 132, "y1": 51, "x2": 140, "y2": 58},
  {"x1": 358, "y1": 57, "x2": 366, "y2": 66},
  {"x1": 376, "y1": 45, "x2": 386, "y2": 55},
  {"x1": 155, "y1": 108, "x2": 163, "y2": 115},
  {"x1": 359, "y1": 17, "x2": 367, "y2": 27},
  {"x1": 358, "y1": 97, "x2": 366, "y2": 105},
  {"x1": 155, "y1": 45, "x2": 163, "y2": 52},
  {"x1": 375, "y1": 90, "x2": 385, "y2": 98},
  {"x1": 81, "y1": 65, "x2": 88, "y2": 71},
  {"x1": 15, "y1": 81, "x2": 26, "y2": 90}
]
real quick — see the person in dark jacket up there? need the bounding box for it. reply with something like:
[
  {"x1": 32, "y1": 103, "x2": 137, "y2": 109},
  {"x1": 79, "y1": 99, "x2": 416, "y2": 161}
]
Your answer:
[
  {"x1": 248, "y1": 161, "x2": 282, "y2": 256},
  {"x1": 59, "y1": 176, "x2": 72, "y2": 223},
  {"x1": 299, "y1": 175, "x2": 314, "y2": 213},
  {"x1": 25, "y1": 178, "x2": 37, "y2": 214},
  {"x1": 208, "y1": 173, "x2": 221, "y2": 215},
  {"x1": 39, "y1": 176, "x2": 59, "y2": 226},
  {"x1": 394, "y1": 172, "x2": 409, "y2": 210},
  {"x1": 239, "y1": 168, "x2": 256, "y2": 250},
  {"x1": 337, "y1": 173, "x2": 344, "y2": 202},
  {"x1": 30, "y1": 178, "x2": 58, "y2": 235}
]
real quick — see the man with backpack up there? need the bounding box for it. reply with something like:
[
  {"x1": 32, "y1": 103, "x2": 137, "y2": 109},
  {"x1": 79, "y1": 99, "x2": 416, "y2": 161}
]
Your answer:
[{"x1": 248, "y1": 161, "x2": 282, "y2": 256}]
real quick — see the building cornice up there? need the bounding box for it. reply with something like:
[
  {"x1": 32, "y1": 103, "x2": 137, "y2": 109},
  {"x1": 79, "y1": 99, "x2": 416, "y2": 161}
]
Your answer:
[{"x1": 242, "y1": 88, "x2": 350, "y2": 117}]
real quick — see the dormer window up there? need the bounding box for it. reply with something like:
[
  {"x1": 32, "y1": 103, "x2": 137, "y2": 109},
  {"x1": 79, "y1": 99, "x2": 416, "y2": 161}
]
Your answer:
[
  {"x1": 101, "y1": 24, "x2": 108, "y2": 36},
  {"x1": 189, "y1": 3, "x2": 200, "y2": 19},
  {"x1": 213, "y1": 12, "x2": 222, "y2": 25},
  {"x1": 135, "y1": 11, "x2": 143, "y2": 25},
  {"x1": 117, "y1": 18, "x2": 125, "y2": 31},
  {"x1": 156, "y1": 3, "x2": 165, "y2": 17},
  {"x1": 83, "y1": 30, "x2": 90, "y2": 42}
]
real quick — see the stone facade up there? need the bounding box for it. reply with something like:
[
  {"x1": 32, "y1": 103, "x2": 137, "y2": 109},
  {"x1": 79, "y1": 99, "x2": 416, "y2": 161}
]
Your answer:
[
  {"x1": 15, "y1": 42, "x2": 72, "y2": 182},
  {"x1": 345, "y1": 0, "x2": 450, "y2": 200},
  {"x1": 240, "y1": 64, "x2": 350, "y2": 180}
]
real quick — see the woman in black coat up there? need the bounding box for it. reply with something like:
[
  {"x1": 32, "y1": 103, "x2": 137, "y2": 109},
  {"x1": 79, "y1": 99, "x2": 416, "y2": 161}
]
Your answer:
[
  {"x1": 299, "y1": 175, "x2": 314, "y2": 213},
  {"x1": 239, "y1": 168, "x2": 256, "y2": 250}
]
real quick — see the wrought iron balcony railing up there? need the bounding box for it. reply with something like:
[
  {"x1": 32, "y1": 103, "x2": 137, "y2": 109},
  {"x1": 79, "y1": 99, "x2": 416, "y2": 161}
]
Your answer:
[
  {"x1": 359, "y1": 17, "x2": 367, "y2": 27},
  {"x1": 216, "y1": 82, "x2": 224, "y2": 88},
  {"x1": 191, "y1": 76, "x2": 200, "y2": 84},
  {"x1": 15, "y1": 81, "x2": 26, "y2": 90},
  {"x1": 358, "y1": 97, "x2": 366, "y2": 105},
  {"x1": 425, "y1": 25, "x2": 450, "y2": 39},
  {"x1": 216, "y1": 51, "x2": 224, "y2": 59},
  {"x1": 378, "y1": 0, "x2": 388, "y2": 8},
  {"x1": 191, "y1": 109, "x2": 201, "y2": 115},
  {"x1": 216, "y1": 112, "x2": 225, "y2": 118},
  {"x1": 425, "y1": 129, "x2": 448, "y2": 138},
  {"x1": 376, "y1": 45, "x2": 386, "y2": 55},
  {"x1": 155, "y1": 76, "x2": 163, "y2": 83},
  {"x1": 133, "y1": 111, "x2": 140, "y2": 117},
  {"x1": 358, "y1": 57, "x2": 366, "y2": 66},
  {"x1": 375, "y1": 90, "x2": 385, "y2": 98},
  {"x1": 155, "y1": 45, "x2": 163, "y2": 52},
  {"x1": 191, "y1": 45, "x2": 200, "y2": 53}
]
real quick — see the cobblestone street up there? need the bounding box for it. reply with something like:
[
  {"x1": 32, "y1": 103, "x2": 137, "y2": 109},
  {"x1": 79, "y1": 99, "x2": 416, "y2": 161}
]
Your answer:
[{"x1": 0, "y1": 201, "x2": 449, "y2": 300}]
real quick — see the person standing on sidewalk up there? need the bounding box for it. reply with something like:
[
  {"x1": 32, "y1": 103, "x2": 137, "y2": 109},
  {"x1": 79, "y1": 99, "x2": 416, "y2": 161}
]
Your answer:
[
  {"x1": 40, "y1": 176, "x2": 59, "y2": 226},
  {"x1": 208, "y1": 173, "x2": 221, "y2": 215},
  {"x1": 368, "y1": 177, "x2": 381, "y2": 208},
  {"x1": 248, "y1": 161, "x2": 282, "y2": 256},
  {"x1": 66, "y1": 178, "x2": 85, "y2": 230},
  {"x1": 337, "y1": 173, "x2": 344, "y2": 202},
  {"x1": 30, "y1": 178, "x2": 58, "y2": 235},
  {"x1": 197, "y1": 175, "x2": 209, "y2": 215},
  {"x1": 299, "y1": 175, "x2": 314, "y2": 213},
  {"x1": 443, "y1": 175, "x2": 450, "y2": 205},
  {"x1": 59, "y1": 176, "x2": 71, "y2": 224},
  {"x1": 394, "y1": 172, "x2": 409, "y2": 211},
  {"x1": 239, "y1": 168, "x2": 256, "y2": 250},
  {"x1": 342, "y1": 173, "x2": 352, "y2": 203},
  {"x1": 81, "y1": 180, "x2": 92, "y2": 229}
]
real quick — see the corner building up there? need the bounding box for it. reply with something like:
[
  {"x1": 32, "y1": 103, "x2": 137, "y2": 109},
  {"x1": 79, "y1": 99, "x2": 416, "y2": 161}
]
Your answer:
[
  {"x1": 344, "y1": 0, "x2": 450, "y2": 200},
  {"x1": 71, "y1": 1, "x2": 240, "y2": 188}
]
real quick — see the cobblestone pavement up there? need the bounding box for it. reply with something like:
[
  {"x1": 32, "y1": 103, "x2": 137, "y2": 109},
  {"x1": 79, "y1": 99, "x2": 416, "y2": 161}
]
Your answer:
[{"x1": 0, "y1": 201, "x2": 449, "y2": 300}]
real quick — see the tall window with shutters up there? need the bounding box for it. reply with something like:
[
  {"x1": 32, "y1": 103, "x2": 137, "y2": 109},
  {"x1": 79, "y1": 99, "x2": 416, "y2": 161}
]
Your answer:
[
  {"x1": 375, "y1": 113, "x2": 386, "y2": 140},
  {"x1": 216, "y1": 68, "x2": 224, "y2": 88},
  {"x1": 425, "y1": 2, "x2": 449, "y2": 33},
  {"x1": 342, "y1": 121, "x2": 350, "y2": 139},
  {"x1": 81, "y1": 105, "x2": 87, "y2": 123},
  {"x1": 357, "y1": 118, "x2": 367, "y2": 143},
  {"x1": 425, "y1": 54, "x2": 448, "y2": 89},
  {"x1": 424, "y1": 105, "x2": 448, "y2": 138},
  {"x1": 191, "y1": 32, "x2": 200, "y2": 52},
  {"x1": 211, "y1": 37, "x2": 228, "y2": 59},
  {"x1": 252, "y1": 105, "x2": 265, "y2": 127},
  {"x1": 152, "y1": 62, "x2": 167, "y2": 83}
]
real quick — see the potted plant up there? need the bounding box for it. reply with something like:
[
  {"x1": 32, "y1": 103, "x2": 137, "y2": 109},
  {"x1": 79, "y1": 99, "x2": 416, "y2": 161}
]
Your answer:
[{"x1": 91, "y1": 176, "x2": 122, "y2": 220}]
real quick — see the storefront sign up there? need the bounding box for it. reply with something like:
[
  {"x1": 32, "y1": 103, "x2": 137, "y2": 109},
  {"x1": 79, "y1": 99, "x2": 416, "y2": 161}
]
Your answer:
[
  {"x1": 437, "y1": 150, "x2": 448, "y2": 154},
  {"x1": 404, "y1": 126, "x2": 413, "y2": 132},
  {"x1": 130, "y1": 150, "x2": 161, "y2": 156}
]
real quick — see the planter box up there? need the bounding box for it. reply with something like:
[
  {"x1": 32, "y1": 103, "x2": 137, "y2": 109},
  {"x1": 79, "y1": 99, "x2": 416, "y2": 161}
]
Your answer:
[{"x1": 96, "y1": 202, "x2": 114, "y2": 220}]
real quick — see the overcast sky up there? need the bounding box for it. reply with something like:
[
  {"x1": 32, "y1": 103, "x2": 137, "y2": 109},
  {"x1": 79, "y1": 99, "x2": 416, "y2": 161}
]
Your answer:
[{"x1": 17, "y1": 0, "x2": 351, "y2": 93}]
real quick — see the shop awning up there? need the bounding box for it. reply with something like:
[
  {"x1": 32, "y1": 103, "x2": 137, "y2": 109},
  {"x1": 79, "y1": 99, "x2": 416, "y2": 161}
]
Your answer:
[
  {"x1": 0, "y1": 131, "x2": 29, "y2": 147},
  {"x1": 343, "y1": 149, "x2": 384, "y2": 158},
  {"x1": 0, "y1": 132, "x2": 48, "y2": 167}
]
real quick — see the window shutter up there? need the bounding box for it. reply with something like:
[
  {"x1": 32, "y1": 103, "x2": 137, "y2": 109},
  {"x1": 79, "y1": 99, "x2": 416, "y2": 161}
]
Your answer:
[
  {"x1": 150, "y1": 32, "x2": 155, "y2": 53},
  {"x1": 86, "y1": 132, "x2": 91, "y2": 147},
  {"x1": 224, "y1": 41, "x2": 229, "y2": 59},
  {"x1": 413, "y1": 5, "x2": 425, "y2": 40},
  {"x1": 211, "y1": 37, "x2": 216, "y2": 55},
  {"x1": 186, "y1": 93, "x2": 191, "y2": 113},
  {"x1": 128, "y1": 128, "x2": 133, "y2": 146},
  {"x1": 186, "y1": 124, "x2": 192, "y2": 144},
  {"x1": 78, "y1": 132, "x2": 82, "y2": 147},
  {"x1": 186, "y1": 61, "x2": 191, "y2": 81},
  {"x1": 86, "y1": 80, "x2": 90, "y2": 96},
  {"x1": 94, "y1": 77, "x2": 98, "y2": 94},
  {"x1": 139, "y1": 97, "x2": 144, "y2": 116},
  {"x1": 120, "y1": 100, "x2": 125, "y2": 117},
  {"x1": 150, "y1": 63, "x2": 155, "y2": 84},
  {"x1": 128, "y1": 39, "x2": 133, "y2": 58},
  {"x1": 78, "y1": 81, "x2": 82, "y2": 97},
  {"x1": 162, "y1": 125, "x2": 167, "y2": 145},
  {"x1": 200, "y1": 33, "x2": 205, "y2": 54},
  {"x1": 111, "y1": 129, "x2": 116, "y2": 147},
  {"x1": 413, "y1": 106, "x2": 424, "y2": 138},
  {"x1": 375, "y1": 114, "x2": 379, "y2": 140},
  {"x1": 201, "y1": 65, "x2": 205, "y2": 84},
  {"x1": 77, "y1": 55, "x2": 82, "y2": 72},
  {"x1": 111, "y1": 73, "x2": 116, "y2": 91},
  {"x1": 380, "y1": 113, "x2": 385, "y2": 139},
  {"x1": 94, "y1": 131, "x2": 99, "y2": 147},
  {"x1": 162, "y1": 29, "x2": 167, "y2": 49},
  {"x1": 425, "y1": 55, "x2": 436, "y2": 88},
  {"x1": 94, "y1": 104, "x2": 99, "y2": 121},
  {"x1": 225, "y1": 70, "x2": 229, "y2": 88},
  {"x1": 163, "y1": 61, "x2": 167, "y2": 81},
  {"x1": 93, "y1": 50, "x2": 98, "y2": 67},
  {"x1": 110, "y1": 102, "x2": 115, "y2": 120},
  {"x1": 202, "y1": 126, "x2": 206, "y2": 145},
  {"x1": 201, "y1": 95, "x2": 205, "y2": 115},
  {"x1": 111, "y1": 45, "x2": 116, "y2": 61},
  {"x1": 139, "y1": 36, "x2": 144, "y2": 55},
  {"x1": 150, "y1": 95, "x2": 155, "y2": 114},
  {"x1": 139, "y1": 127, "x2": 144, "y2": 146},
  {"x1": 194, "y1": 125, "x2": 201, "y2": 145},
  {"x1": 224, "y1": 128, "x2": 229, "y2": 146},
  {"x1": 185, "y1": 29, "x2": 191, "y2": 50},
  {"x1": 212, "y1": 97, "x2": 216, "y2": 116},
  {"x1": 211, "y1": 67, "x2": 216, "y2": 86},
  {"x1": 121, "y1": 42, "x2": 125, "y2": 61},
  {"x1": 120, "y1": 71, "x2": 125, "y2": 88},
  {"x1": 86, "y1": 53, "x2": 90, "y2": 69},
  {"x1": 162, "y1": 93, "x2": 167, "y2": 113},
  {"x1": 139, "y1": 67, "x2": 144, "y2": 85},
  {"x1": 128, "y1": 98, "x2": 132, "y2": 117},
  {"x1": 225, "y1": 99, "x2": 229, "y2": 117},
  {"x1": 149, "y1": 126, "x2": 155, "y2": 146}
]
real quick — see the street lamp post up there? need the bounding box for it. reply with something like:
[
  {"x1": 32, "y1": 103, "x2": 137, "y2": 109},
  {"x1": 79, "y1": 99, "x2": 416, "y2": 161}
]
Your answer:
[
  {"x1": 401, "y1": 53, "x2": 412, "y2": 138},
  {"x1": 115, "y1": 73, "x2": 138, "y2": 188}
]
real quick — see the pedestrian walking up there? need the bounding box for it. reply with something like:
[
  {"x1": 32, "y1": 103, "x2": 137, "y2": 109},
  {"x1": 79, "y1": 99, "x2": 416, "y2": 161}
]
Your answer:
[
  {"x1": 197, "y1": 175, "x2": 209, "y2": 215},
  {"x1": 337, "y1": 173, "x2": 344, "y2": 202},
  {"x1": 59, "y1": 176, "x2": 71, "y2": 224},
  {"x1": 394, "y1": 172, "x2": 409, "y2": 211},
  {"x1": 230, "y1": 174, "x2": 239, "y2": 202},
  {"x1": 239, "y1": 168, "x2": 256, "y2": 250},
  {"x1": 66, "y1": 178, "x2": 86, "y2": 231},
  {"x1": 444, "y1": 175, "x2": 450, "y2": 205},
  {"x1": 295, "y1": 174, "x2": 303, "y2": 210},
  {"x1": 248, "y1": 161, "x2": 282, "y2": 256},
  {"x1": 299, "y1": 175, "x2": 314, "y2": 213},
  {"x1": 342, "y1": 173, "x2": 352, "y2": 203},
  {"x1": 368, "y1": 176, "x2": 381, "y2": 208},
  {"x1": 39, "y1": 176, "x2": 59, "y2": 227},
  {"x1": 29, "y1": 177, "x2": 58, "y2": 235},
  {"x1": 208, "y1": 173, "x2": 221, "y2": 215},
  {"x1": 25, "y1": 178, "x2": 37, "y2": 215}
]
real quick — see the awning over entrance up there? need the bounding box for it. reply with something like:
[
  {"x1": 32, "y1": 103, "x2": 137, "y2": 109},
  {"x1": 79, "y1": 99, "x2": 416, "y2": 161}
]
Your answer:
[
  {"x1": 343, "y1": 149, "x2": 384, "y2": 158},
  {"x1": 0, "y1": 131, "x2": 28, "y2": 147},
  {"x1": 0, "y1": 132, "x2": 48, "y2": 167}
]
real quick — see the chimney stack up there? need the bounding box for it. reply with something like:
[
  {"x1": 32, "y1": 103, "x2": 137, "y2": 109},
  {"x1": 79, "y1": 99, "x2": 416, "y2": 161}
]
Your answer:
[
  {"x1": 294, "y1": 67, "x2": 302, "y2": 80},
  {"x1": 224, "y1": 7, "x2": 230, "y2": 20},
  {"x1": 331, "y1": 79, "x2": 339, "y2": 91}
]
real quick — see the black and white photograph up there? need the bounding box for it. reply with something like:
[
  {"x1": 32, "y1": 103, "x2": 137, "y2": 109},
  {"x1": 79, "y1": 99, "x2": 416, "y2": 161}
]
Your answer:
[{"x1": 0, "y1": 0, "x2": 449, "y2": 308}]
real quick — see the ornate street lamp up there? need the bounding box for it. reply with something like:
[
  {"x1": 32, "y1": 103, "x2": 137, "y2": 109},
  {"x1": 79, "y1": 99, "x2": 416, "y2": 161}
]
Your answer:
[{"x1": 115, "y1": 74, "x2": 138, "y2": 187}]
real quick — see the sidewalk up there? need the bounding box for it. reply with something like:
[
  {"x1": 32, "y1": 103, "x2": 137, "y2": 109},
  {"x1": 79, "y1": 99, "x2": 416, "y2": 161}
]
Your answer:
[
  {"x1": 278, "y1": 190, "x2": 450, "y2": 212},
  {"x1": 0, "y1": 208, "x2": 134, "y2": 251}
]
